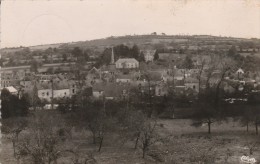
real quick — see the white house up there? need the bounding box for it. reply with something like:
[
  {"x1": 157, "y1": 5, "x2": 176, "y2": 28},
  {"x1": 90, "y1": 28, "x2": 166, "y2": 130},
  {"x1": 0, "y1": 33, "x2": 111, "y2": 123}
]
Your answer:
[
  {"x1": 236, "y1": 68, "x2": 244, "y2": 74},
  {"x1": 5, "y1": 86, "x2": 18, "y2": 95},
  {"x1": 143, "y1": 50, "x2": 156, "y2": 62},
  {"x1": 93, "y1": 90, "x2": 104, "y2": 99},
  {"x1": 54, "y1": 89, "x2": 70, "y2": 98},
  {"x1": 38, "y1": 89, "x2": 70, "y2": 101},
  {"x1": 115, "y1": 58, "x2": 139, "y2": 69},
  {"x1": 236, "y1": 68, "x2": 244, "y2": 79},
  {"x1": 38, "y1": 89, "x2": 52, "y2": 101}
]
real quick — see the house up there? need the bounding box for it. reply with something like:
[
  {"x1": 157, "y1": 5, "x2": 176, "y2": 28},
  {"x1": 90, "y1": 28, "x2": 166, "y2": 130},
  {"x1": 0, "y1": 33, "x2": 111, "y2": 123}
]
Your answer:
[
  {"x1": 5, "y1": 86, "x2": 18, "y2": 95},
  {"x1": 115, "y1": 58, "x2": 139, "y2": 69},
  {"x1": 142, "y1": 50, "x2": 156, "y2": 62},
  {"x1": 86, "y1": 67, "x2": 102, "y2": 84},
  {"x1": 38, "y1": 89, "x2": 52, "y2": 101},
  {"x1": 53, "y1": 89, "x2": 70, "y2": 98},
  {"x1": 236, "y1": 68, "x2": 244, "y2": 80},
  {"x1": 68, "y1": 80, "x2": 78, "y2": 95},
  {"x1": 92, "y1": 83, "x2": 130, "y2": 100},
  {"x1": 35, "y1": 75, "x2": 72, "y2": 101},
  {"x1": 1, "y1": 71, "x2": 21, "y2": 88},
  {"x1": 93, "y1": 90, "x2": 104, "y2": 99},
  {"x1": 38, "y1": 88, "x2": 70, "y2": 102}
]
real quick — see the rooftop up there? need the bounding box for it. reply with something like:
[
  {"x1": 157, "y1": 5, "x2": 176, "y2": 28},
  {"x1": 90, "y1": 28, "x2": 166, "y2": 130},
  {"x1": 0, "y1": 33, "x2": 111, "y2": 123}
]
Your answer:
[{"x1": 115, "y1": 58, "x2": 139, "y2": 63}]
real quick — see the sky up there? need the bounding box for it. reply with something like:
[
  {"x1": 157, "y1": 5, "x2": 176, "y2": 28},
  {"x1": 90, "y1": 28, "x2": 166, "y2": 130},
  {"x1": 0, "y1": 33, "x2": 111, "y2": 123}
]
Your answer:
[{"x1": 1, "y1": 0, "x2": 260, "y2": 48}]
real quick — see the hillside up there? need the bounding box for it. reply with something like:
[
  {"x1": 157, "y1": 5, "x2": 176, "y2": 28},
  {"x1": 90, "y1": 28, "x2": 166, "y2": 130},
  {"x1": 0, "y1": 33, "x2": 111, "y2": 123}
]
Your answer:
[{"x1": 1, "y1": 34, "x2": 257, "y2": 53}]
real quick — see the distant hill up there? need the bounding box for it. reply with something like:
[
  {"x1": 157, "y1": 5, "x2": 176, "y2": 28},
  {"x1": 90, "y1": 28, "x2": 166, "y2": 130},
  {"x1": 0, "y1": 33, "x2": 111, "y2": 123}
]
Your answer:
[
  {"x1": 29, "y1": 43, "x2": 63, "y2": 50},
  {"x1": 1, "y1": 34, "x2": 257, "y2": 53},
  {"x1": 59, "y1": 35, "x2": 252, "y2": 49}
]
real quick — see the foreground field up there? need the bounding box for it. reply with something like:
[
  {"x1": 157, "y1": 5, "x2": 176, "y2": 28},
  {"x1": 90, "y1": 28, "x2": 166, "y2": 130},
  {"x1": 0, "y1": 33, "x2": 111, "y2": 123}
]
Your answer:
[{"x1": 1, "y1": 118, "x2": 259, "y2": 164}]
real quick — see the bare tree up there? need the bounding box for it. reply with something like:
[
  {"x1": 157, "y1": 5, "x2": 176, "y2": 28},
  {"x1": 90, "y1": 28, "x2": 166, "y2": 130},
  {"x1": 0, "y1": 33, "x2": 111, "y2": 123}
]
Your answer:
[
  {"x1": 73, "y1": 99, "x2": 117, "y2": 152},
  {"x1": 139, "y1": 119, "x2": 163, "y2": 158},
  {"x1": 16, "y1": 112, "x2": 68, "y2": 164},
  {"x1": 192, "y1": 90, "x2": 219, "y2": 134},
  {"x1": 142, "y1": 72, "x2": 154, "y2": 118},
  {"x1": 2, "y1": 117, "x2": 27, "y2": 159},
  {"x1": 196, "y1": 58, "x2": 206, "y2": 94},
  {"x1": 239, "y1": 92, "x2": 260, "y2": 135},
  {"x1": 192, "y1": 56, "x2": 236, "y2": 134},
  {"x1": 117, "y1": 109, "x2": 146, "y2": 149}
]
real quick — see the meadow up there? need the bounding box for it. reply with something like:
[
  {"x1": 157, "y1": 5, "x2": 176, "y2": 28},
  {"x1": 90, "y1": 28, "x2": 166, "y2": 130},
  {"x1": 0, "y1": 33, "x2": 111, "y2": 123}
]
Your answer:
[{"x1": 1, "y1": 118, "x2": 259, "y2": 164}]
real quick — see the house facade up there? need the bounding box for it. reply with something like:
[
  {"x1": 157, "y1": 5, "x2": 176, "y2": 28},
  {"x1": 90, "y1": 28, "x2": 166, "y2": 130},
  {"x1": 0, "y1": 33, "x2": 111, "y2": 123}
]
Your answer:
[
  {"x1": 38, "y1": 88, "x2": 70, "y2": 101},
  {"x1": 115, "y1": 58, "x2": 139, "y2": 69},
  {"x1": 143, "y1": 50, "x2": 156, "y2": 62},
  {"x1": 236, "y1": 68, "x2": 244, "y2": 80}
]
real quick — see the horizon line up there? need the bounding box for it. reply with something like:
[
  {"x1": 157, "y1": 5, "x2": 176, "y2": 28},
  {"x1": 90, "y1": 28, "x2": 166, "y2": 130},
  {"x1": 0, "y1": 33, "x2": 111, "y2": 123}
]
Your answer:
[{"x1": 1, "y1": 33, "x2": 259, "y2": 49}]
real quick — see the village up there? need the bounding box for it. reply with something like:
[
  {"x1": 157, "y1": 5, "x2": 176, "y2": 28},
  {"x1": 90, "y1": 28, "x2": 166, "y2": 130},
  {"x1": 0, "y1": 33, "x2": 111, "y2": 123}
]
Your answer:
[
  {"x1": 1, "y1": 35, "x2": 260, "y2": 112},
  {"x1": 2, "y1": 0, "x2": 260, "y2": 162},
  {"x1": 1, "y1": 35, "x2": 260, "y2": 163}
]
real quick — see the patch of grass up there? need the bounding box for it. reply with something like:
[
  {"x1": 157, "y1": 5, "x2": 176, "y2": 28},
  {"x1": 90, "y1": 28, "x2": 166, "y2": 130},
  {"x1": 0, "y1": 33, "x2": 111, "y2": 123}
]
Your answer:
[{"x1": 1, "y1": 119, "x2": 260, "y2": 163}]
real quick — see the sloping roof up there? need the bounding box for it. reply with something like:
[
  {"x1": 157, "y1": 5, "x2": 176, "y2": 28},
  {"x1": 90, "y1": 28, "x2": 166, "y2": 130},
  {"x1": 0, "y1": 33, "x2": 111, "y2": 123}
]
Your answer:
[
  {"x1": 115, "y1": 58, "x2": 139, "y2": 64},
  {"x1": 36, "y1": 78, "x2": 70, "y2": 90},
  {"x1": 236, "y1": 68, "x2": 244, "y2": 74},
  {"x1": 89, "y1": 67, "x2": 101, "y2": 74},
  {"x1": 5, "y1": 86, "x2": 18, "y2": 93}
]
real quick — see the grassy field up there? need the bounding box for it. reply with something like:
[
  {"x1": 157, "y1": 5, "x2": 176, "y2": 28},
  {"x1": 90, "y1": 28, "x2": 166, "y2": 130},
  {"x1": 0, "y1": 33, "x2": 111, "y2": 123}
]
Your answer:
[{"x1": 1, "y1": 118, "x2": 260, "y2": 164}]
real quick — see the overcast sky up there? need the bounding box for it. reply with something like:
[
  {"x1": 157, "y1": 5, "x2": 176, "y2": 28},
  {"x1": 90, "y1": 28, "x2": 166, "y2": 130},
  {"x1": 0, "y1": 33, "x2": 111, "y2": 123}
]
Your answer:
[{"x1": 1, "y1": 0, "x2": 260, "y2": 48}]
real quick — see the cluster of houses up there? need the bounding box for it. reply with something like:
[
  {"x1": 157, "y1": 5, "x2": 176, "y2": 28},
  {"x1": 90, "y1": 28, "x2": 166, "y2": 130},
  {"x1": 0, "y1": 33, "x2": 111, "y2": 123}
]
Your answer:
[{"x1": 1, "y1": 47, "x2": 260, "y2": 109}]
